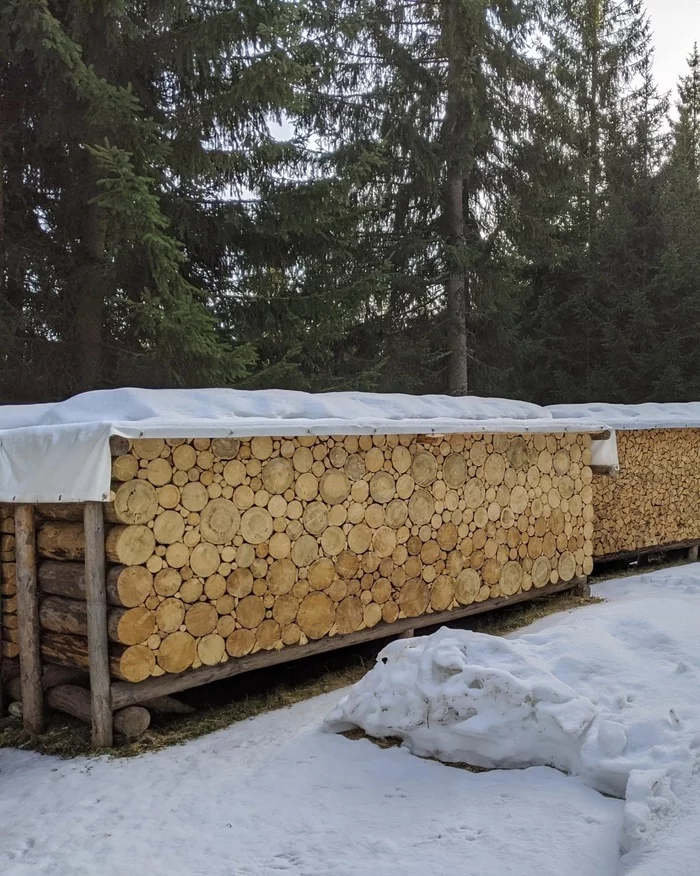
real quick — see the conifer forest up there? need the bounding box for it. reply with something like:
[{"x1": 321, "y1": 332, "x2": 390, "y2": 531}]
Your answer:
[{"x1": 1, "y1": 0, "x2": 699, "y2": 405}]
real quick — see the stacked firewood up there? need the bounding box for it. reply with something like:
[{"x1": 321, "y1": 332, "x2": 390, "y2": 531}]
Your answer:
[
  {"x1": 30, "y1": 432, "x2": 593, "y2": 682},
  {"x1": 0, "y1": 506, "x2": 18, "y2": 660},
  {"x1": 592, "y1": 428, "x2": 700, "y2": 556}
]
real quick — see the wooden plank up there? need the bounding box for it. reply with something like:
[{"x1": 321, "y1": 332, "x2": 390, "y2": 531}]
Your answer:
[
  {"x1": 14, "y1": 505, "x2": 43, "y2": 734},
  {"x1": 111, "y1": 576, "x2": 586, "y2": 709},
  {"x1": 84, "y1": 502, "x2": 113, "y2": 748}
]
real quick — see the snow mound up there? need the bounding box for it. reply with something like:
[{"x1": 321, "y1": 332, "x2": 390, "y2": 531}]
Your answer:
[
  {"x1": 326, "y1": 592, "x2": 700, "y2": 855},
  {"x1": 326, "y1": 630, "x2": 598, "y2": 777}
]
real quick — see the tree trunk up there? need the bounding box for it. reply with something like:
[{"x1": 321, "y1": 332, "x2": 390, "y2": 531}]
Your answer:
[
  {"x1": 445, "y1": 170, "x2": 469, "y2": 395},
  {"x1": 441, "y1": 0, "x2": 470, "y2": 396},
  {"x1": 76, "y1": 158, "x2": 107, "y2": 392}
]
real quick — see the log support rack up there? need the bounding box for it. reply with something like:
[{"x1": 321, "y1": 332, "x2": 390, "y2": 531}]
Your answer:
[
  {"x1": 593, "y1": 538, "x2": 700, "y2": 574},
  {"x1": 4, "y1": 500, "x2": 590, "y2": 748}
]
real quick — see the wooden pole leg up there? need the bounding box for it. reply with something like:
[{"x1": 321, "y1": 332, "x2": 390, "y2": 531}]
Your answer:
[
  {"x1": 397, "y1": 629, "x2": 415, "y2": 640},
  {"x1": 15, "y1": 504, "x2": 43, "y2": 735},
  {"x1": 688, "y1": 546, "x2": 699, "y2": 563},
  {"x1": 84, "y1": 502, "x2": 113, "y2": 748}
]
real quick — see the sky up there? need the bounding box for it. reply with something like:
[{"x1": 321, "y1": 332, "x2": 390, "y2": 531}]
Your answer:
[{"x1": 646, "y1": 0, "x2": 700, "y2": 97}]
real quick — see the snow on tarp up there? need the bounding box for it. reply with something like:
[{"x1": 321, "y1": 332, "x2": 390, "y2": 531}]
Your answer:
[
  {"x1": 548, "y1": 402, "x2": 700, "y2": 430},
  {"x1": 0, "y1": 387, "x2": 605, "y2": 503},
  {"x1": 325, "y1": 572, "x2": 700, "y2": 854}
]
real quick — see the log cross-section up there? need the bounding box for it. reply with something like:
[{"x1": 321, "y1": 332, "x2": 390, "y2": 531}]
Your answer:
[
  {"x1": 15, "y1": 504, "x2": 43, "y2": 734},
  {"x1": 84, "y1": 502, "x2": 113, "y2": 748}
]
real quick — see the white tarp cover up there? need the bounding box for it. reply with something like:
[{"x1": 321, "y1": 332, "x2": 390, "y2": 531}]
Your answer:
[
  {"x1": 548, "y1": 402, "x2": 700, "y2": 431},
  {"x1": 0, "y1": 388, "x2": 605, "y2": 503}
]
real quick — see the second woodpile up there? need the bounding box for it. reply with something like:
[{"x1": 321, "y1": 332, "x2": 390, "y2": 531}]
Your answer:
[
  {"x1": 592, "y1": 428, "x2": 700, "y2": 556},
  {"x1": 12, "y1": 431, "x2": 594, "y2": 684}
]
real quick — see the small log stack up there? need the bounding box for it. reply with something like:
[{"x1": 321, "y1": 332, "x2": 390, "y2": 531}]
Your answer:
[
  {"x1": 22, "y1": 431, "x2": 594, "y2": 684},
  {"x1": 592, "y1": 429, "x2": 700, "y2": 557},
  {"x1": 1, "y1": 505, "x2": 18, "y2": 660}
]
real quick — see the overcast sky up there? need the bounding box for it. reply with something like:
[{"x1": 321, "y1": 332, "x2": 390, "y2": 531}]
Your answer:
[{"x1": 646, "y1": 0, "x2": 700, "y2": 98}]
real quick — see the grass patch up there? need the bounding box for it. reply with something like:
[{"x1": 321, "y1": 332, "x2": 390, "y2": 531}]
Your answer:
[{"x1": 0, "y1": 588, "x2": 601, "y2": 759}]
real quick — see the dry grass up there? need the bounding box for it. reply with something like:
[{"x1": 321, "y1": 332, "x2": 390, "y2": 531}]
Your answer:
[
  {"x1": 341, "y1": 727, "x2": 491, "y2": 773},
  {"x1": 0, "y1": 588, "x2": 602, "y2": 759}
]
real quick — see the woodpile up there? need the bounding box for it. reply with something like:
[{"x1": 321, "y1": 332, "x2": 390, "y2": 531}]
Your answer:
[
  {"x1": 24, "y1": 432, "x2": 594, "y2": 683},
  {"x1": 1, "y1": 505, "x2": 18, "y2": 660},
  {"x1": 592, "y1": 428, "x2": 700, "y2": 557}
]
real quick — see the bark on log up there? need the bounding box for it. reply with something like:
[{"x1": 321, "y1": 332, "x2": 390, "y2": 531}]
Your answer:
[
  {"x1": 41, "y1": 632, "x2": 155, "y2": 683},
  {"x1": 37, "y1": 522, "x2": 156, "y2": 566},
  {"x1": 40, "y1": 561, "x2": 153, "y2": 608},
  {"x1": 141, "y1": 695, "x2": 195, "y2": 715},
  {"x1": 7, "y1": 678, "x2": 150, "y2": 740},
  {"x1": 39, "y1": 595, "x2": 155, "y2": 646}
]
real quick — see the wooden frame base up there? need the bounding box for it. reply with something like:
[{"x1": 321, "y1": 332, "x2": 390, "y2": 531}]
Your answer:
[
  {"x1": 594, "y1": 539, "x2": 700, "y2": 568},
  {"x1": 110, "y1": 576, "x2": 587, "y2": 710}
]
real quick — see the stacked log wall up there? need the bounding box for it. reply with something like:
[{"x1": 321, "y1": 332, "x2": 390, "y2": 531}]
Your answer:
[
  {"x1": 34, "y1": 432, "x2": 594, "y2": 682},
  {"x1": 592, "y1": 428, "x2": 700, "y2": 557},
  {"x1": 1, "y1": 505, "x2": 18, "y2": 661}
]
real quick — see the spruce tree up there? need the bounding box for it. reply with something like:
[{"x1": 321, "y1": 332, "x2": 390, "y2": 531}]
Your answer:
[
  {"x1": 296, "y1": 0, "x2": 538, "y2": 396},
  {"x1": 653, "y1": 45, "x2": 700, "y2": 398},
  {"x1": 0, "y1": 0, "x2": 311, "y2": 401},
  {"x1": 511, "y1": 0, "x2": 657, "y2": 402}
]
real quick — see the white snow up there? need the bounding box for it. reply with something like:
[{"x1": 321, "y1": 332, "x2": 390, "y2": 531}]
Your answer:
[
  {"x1": 0, "y1": 692, "x2": 622, "y2": 876},
  {"x1": 3, "y1": 565, "x2": 700, "y2": 874},
  {"x1": 0, "y1": 387, "x2": 605, "y2": 503},
  {"x1": 548, "y1": 401, "x2": 700, "y2": 430},
  {"x1": 327, "y1": 565, "x2": 700, "y2": 867}
]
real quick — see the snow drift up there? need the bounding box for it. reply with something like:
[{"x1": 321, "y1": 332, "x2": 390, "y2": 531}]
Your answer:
[{"x1": 326, "y1": 580, "x2": 700, "y2": 853}]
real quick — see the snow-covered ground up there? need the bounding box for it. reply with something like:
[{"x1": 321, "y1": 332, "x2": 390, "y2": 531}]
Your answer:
[{"x1": 2, "y1": 566, "x2": 700, "y2": 875}]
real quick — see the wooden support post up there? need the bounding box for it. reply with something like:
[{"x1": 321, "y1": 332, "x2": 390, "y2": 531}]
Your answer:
[
  {"x1": 397, "y1": 629, "x2": 415, "y2": 640},
  {"x1": 84, "y1": 502, "x2": 113, "y2": 748},
  {"x1": 0, "y1": 585, "x2": 3, "y2": 717},
  {"x1": 14, "y1": 504, "x2": 42, "y2": 735},
  {"x1": 688, "y1": 546, "x2": 699, "y2": 563}
]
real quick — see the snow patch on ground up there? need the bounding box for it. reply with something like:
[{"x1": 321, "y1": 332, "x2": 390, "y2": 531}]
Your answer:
[
  {"x1": 326, "y1": 570, "x2": 700, "y2": 857},
  {"x1": 0, "y1": 691, "x2": 622, "y2": 876},
  {"x1": 4, "y1": 564, "x2": 700, "y2": 874}
]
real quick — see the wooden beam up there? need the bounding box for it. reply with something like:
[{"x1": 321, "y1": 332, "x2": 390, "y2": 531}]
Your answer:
[
  {"x1": 84, "y1": 502, "x2": 113, "y2": 748},
  {"x1": 594, "y1": 538, "x2": 700, "y2": 566},
  {"x1": 14, "y1": 504, "x2": 43, "y2": 734},
  {"x1": 111, "y1": 576, "x2": 586, "y2": 710}
]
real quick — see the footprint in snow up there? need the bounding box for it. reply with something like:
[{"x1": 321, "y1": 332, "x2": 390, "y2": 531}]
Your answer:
[
  {"x1": 456, "y1": 825, "x2": 486, "y2": 842},
  {"x1": 269, "y1": 849, "x2": 305, "y2": 870}
]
